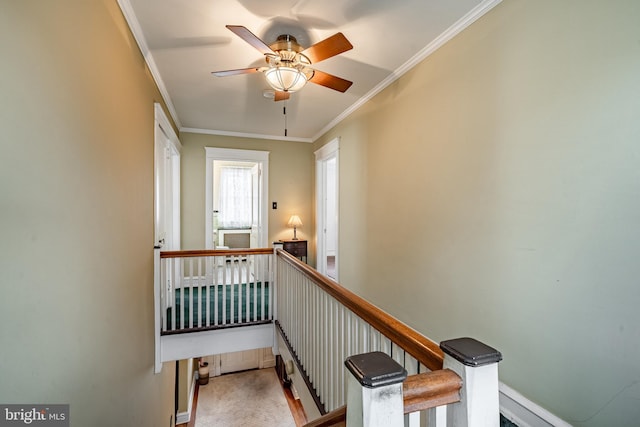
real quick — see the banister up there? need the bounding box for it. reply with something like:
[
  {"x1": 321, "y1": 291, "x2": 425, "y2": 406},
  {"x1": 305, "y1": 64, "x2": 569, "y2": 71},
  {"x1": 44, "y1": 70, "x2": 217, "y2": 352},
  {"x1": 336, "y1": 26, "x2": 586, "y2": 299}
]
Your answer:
[
  {"x1": 277, "y1": 249, "x2": 445, "y2": 371},
  {"x1": 402, "y1": 370, "x2": 462, "y2": 413},
  {"x1": 160, "y1": 248, "x2": 273, "y2": 258},
  {"x1": 301, "y1": 370, "x2": 462, "y2": 425},
  {"x1": 303, "y1": 406, "x2": 346, "y2": 427}
]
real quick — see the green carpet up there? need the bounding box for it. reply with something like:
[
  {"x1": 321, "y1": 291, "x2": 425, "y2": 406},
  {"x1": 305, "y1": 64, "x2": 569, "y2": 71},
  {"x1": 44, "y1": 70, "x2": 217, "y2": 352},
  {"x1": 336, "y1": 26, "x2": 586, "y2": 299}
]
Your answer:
[
  {"x1": 166, "y1": 282, "x2": 270, "y2": 330},
  {"x1": 500, "y1": 414, "x2": 518, "y2": 427}
]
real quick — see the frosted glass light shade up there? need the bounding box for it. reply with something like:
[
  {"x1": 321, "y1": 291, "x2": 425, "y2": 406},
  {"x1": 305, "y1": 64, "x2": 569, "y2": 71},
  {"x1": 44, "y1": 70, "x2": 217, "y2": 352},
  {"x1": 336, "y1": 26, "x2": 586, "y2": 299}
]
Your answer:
[{"x1": 265, "y1": 67, "x2": 308, "y2": 92}]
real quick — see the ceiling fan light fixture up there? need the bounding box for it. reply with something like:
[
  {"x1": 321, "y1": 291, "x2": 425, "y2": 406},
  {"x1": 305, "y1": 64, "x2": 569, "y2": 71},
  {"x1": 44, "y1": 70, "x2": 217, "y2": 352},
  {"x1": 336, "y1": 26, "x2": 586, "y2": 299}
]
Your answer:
[
  {"x1": 213, "y1": 26, "x2": 353, "y2": 97},
  {"x1": 264, "y1": 66, "x2": 308, "y2": 93}
]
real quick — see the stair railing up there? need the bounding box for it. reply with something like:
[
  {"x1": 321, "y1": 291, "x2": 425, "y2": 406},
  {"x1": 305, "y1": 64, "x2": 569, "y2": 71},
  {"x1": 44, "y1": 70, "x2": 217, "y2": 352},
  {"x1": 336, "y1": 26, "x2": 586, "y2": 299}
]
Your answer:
[
  {"x1": 275, "y1": 249, "x2": 502, "y2": 427},
  {"x1": 152, "y1": 246, "x2": 502, "y2": 425},
  {"x1": 158, "y1": 248, "x2": 274, "y2": 334}
]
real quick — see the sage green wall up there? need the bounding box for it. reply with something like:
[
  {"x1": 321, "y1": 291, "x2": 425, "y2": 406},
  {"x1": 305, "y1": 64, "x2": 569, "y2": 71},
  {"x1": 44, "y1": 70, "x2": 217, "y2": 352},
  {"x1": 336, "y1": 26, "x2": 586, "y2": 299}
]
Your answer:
[
  {"x1": 179, "y1": 132, "x2": 314, "y2": 259},
  {"x1": 315, "y1": 0, "x2": 640, "y2": 425},
  {"x1": 0, "y1": 2, "x2": 175, "y2": 426}
]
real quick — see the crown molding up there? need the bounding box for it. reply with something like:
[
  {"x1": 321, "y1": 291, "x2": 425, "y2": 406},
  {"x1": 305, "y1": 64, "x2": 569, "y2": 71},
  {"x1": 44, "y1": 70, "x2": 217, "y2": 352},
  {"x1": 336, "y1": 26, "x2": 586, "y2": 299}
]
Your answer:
[
  {"x1": 180, "y1": 127, "x2": 313, "y2": 144},
  {"x1": 312, "y1": 0, "x2": 503, "y2": 142},
  {"x1": 117, "y1": 0, "x2": 182, "y2": 129},
  {"x1": 118, "y1": 0, "x2": 501, "y2": 144}
]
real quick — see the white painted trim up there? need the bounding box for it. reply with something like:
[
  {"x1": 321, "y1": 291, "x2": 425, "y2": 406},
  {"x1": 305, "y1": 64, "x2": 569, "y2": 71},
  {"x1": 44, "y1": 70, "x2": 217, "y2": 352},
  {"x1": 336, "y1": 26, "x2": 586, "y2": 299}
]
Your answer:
[
  {"x1": 161, "y1": 323, "x2": 275, "y2": 362},
  {"x1": 181, "y1": 127, "x2": 312, "y2": 144},
  {"x1": 205, "y1": 147, "x2": 270, "y2": 162},
  {"x1": 311, "y1": 0, "x2": 503, "y2": 141},
  {"x1": 499, "y1": 382, "x2": 571, "y2": 427},
  {"x1": 153, "y1": 249, "x2": 162, "y2": 374},
  {"x1": 154, "y1": 103, "x2": 182, "y2": 250},
  {"x1": 315, "y1": 138, "x2": 340, "y2": 280},
  {"x1": 205, "y1": 147, "x2": 270, "y2": 249},
  {"x1": 276, "y1": 333, "x2": 323, "y2": 421},
  {"x1": 314, "y1": 137, "x2": 340, "y2": 160},
  {"x1": 154, "y1": 103, "x2": 181, "y2": 152},
  {"x1": 117, "y1": 1, "x2": 182, "y2": 129},
  {"x1": 176, "y1": 370, "x2": 198, "y2": 424}
]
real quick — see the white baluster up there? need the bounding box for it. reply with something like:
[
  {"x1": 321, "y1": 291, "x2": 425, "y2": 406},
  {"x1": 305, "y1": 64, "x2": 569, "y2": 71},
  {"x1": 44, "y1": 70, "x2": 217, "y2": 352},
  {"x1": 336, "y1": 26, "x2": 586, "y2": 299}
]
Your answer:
[
  {"x1": 204, "y1": 256, "x2": 210, "y2": 327},
  {"x1": 171, "y1": 258, "x2": 177, "y2": 331},
  {"x1": 197, "y1": 257, "x2": 202, "y2": 328},
  {"x1": 188, "y1": 258, "x2": 194, "y2": 329},
  {"x1": 214, "y1": 255, "x2": 219, "y2": 326},
  {"x1": 246, "y1": 257, "x2": 251, "y2": 322},
  {"x1": 428, "y1": 405, "x2": 447, "y2": 427},
  {"x1": 222, "y1": 260, "x2": 227, "y2": 324},
  {"x1": 159, "y1": 255, "x2": 166, "y2": 332}
]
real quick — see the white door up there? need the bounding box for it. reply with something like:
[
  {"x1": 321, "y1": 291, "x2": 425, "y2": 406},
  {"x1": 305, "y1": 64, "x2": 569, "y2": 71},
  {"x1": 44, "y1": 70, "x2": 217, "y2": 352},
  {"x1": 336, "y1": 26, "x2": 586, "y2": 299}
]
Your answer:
[
  {"x1": 205, "y1": 148, "x2": 269, "y2": 249},
  {"x1": 220, "y1": 350, "x2": 260, "y2": 374}
]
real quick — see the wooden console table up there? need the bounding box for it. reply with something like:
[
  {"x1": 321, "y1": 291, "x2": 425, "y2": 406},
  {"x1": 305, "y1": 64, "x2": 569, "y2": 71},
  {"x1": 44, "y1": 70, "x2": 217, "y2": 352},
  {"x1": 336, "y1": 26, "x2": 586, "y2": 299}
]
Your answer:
[{"x1": 279, "y1": 239, "x2": 307, "y2": 263}]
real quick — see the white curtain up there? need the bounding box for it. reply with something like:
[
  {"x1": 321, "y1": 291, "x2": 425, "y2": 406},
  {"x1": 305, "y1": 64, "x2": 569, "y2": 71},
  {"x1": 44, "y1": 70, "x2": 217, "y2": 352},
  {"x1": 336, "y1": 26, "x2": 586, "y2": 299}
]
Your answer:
[{"x1": 218, "y1": 166, "x2": 252, "y2": 229}]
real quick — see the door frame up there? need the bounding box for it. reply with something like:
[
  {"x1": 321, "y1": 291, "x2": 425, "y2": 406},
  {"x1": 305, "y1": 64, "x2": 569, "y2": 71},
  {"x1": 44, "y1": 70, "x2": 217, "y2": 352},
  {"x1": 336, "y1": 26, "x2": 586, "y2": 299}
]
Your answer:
[
  {"x1": 315, "y1": 137, "x2": 339, "y2": 279},
  {"x1": 154, "y1": 103, "x2": 181, "y2": 250},
  {"x1": 205, "y1": 147, "x2": 269, "y2": 249}
]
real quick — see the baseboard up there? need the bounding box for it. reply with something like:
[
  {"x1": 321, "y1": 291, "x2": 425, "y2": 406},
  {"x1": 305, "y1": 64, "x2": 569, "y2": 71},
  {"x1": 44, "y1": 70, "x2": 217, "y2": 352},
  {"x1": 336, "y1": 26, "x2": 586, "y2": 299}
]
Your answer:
[
  {"x1": 176, "y1": 371, "x2": 198, "y2": 424},
  {"x1": 499, "y1": 382, "x2": 571, "y2": 427},
  {"x1": 274, "y1": 325, "x2": 323, "y2": 421}
]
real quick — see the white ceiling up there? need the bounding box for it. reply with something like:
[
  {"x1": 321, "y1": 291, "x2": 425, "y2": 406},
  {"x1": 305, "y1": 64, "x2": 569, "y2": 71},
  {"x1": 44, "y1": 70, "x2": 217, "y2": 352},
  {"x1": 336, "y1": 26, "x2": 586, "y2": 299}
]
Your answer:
[{"x1": 120, "y1": 0, "x2": 500, "y2": 142}]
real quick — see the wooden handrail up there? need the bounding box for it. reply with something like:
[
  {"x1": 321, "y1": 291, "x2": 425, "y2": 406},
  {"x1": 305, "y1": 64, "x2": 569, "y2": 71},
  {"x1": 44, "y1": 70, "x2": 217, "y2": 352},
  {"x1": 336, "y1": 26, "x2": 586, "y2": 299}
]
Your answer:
[
  {"x1": 303, "y1": 405, "x2": 346, "y2": 427},
  {"x1": 277, "y1": 249, "x2": 445, "y2": 371},
  {"x1": 302, "y1": 370, "x2": 461, "y2": 426},
  {"x1": 403, "y1": 370, "x2": 461, "y2": 413},
  {"x1": 160, "y1": 248, "x2": 273, "y2": 258}
]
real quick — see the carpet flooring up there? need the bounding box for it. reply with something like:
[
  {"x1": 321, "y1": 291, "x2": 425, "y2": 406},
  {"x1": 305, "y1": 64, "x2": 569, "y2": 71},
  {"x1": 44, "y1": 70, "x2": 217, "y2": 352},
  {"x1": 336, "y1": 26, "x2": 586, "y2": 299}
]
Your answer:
[{"x1": 195, "y1": 368, "x2": 296, "y2": 427}]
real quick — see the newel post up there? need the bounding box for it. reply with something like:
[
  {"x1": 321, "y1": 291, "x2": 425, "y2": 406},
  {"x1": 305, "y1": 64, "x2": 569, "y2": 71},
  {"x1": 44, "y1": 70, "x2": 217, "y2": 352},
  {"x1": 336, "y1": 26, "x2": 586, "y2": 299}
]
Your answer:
[
  {"x1": 345, "y1": 352, "x2": 408, "y2": 427},
  {"x1": 440, "y1": 338, "x2": 503, "y2": 427}
]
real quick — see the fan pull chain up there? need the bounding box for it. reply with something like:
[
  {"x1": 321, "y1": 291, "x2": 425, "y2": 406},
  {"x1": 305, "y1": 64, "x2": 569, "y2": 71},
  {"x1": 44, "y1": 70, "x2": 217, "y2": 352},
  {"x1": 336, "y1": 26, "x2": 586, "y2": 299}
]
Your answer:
[{"x1": 283, "y1": 101, "x2": 288, "y2": 137}]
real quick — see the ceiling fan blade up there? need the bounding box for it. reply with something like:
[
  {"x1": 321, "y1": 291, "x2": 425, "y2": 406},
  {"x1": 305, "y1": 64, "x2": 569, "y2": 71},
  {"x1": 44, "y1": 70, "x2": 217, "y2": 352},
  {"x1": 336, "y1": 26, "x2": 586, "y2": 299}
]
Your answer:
[
  {"x1": 274, "y1": 91, "x2": 291, "y2": 102},
  {"x1": 309, "y1": 70, "x2": 353, "y2": 93},
  {"x1": 301, "y1": 33, "x2": 353, "y2": 64},
  {"x1": 226, "y1": 25, "x2": 275, "y2": 55},
  {"x1": 211, "y1": 67, "x2": 261, "y2": 77}
]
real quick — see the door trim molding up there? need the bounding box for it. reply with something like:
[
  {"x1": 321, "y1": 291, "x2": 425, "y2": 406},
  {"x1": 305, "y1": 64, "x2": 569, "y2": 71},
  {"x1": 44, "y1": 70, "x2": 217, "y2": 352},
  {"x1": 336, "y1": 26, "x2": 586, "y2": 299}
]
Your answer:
[
  {"x1": 314, "y1": 137, "x2": 340, "y2": 278},
  {"x1": 154, "y1": 103, "x2": 181, "y2": 250},
  {"x1": 205, "y1": 147, "x2": 269, "y2": 249}
]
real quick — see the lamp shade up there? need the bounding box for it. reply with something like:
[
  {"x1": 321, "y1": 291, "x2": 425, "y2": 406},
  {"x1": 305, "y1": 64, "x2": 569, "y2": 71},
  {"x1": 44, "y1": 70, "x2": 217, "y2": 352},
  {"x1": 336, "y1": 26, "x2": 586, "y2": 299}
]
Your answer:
[
  {"x1": 287, "y1": 215, "x2": 303, "y2": 228},
  {"x1": 264, "y1": 66, "x2": 308, "y2": 92}
]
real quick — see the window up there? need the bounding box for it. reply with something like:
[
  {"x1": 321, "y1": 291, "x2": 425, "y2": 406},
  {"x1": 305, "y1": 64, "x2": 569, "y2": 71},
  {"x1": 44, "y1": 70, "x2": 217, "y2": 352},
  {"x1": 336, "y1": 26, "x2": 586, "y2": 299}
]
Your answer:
[{"x1": 218, "y1": 166, "x2": 252, "y2": 229}]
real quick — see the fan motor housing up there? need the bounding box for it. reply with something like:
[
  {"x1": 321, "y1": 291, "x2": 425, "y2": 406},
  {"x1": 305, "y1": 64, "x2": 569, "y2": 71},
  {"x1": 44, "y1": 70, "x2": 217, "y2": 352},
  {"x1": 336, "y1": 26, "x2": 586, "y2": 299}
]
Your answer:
[
  {"x1": 270, "y1": 34, "x2": 303, "y2": 54},
  {"x1": 267, "y1": 34, "x2": 311, "y2": 67}
]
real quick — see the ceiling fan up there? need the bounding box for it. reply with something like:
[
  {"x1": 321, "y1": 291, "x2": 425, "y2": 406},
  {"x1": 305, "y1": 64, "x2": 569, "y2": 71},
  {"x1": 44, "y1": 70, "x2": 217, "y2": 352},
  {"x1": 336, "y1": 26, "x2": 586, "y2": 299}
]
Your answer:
[{"x1": 212, "y1": 25, "x2": 353, "y2": 101}]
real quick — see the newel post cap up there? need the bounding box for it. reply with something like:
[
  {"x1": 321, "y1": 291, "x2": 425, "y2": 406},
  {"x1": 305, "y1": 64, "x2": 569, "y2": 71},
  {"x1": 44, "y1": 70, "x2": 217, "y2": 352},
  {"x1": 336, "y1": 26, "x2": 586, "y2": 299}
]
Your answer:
[
  {"x1": 440, "y1": 337, "x2": 502, "y2": 367},
  {"x1": 345, "y1": 351, "x2": 408, "y2": 388}
]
